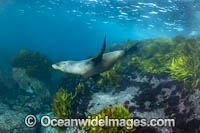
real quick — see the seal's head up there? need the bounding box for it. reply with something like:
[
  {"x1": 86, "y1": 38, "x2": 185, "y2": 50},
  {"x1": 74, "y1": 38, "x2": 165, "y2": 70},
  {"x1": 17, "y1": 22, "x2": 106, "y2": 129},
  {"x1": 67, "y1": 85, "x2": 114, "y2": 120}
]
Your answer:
[{"x1": 52, "y1": 61, "x2": 69, "y2": 72}]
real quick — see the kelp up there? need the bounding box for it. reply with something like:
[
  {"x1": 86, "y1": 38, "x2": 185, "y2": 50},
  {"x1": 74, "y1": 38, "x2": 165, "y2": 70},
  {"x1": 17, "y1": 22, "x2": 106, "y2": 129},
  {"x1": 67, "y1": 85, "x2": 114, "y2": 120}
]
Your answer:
[
  {"x1": 129, "y1": 36, "x2": 200, "y2": 91},
  {"x1": 166, "y1": 37, "x2": 200, "y2": 91},
  {"x1": 52, "y1": 87, "x2": 77, "y2": 132},
  {"x1": 82, "y1": 104, "x2": 135, "y2": 133},
  {"x1": 168, "y1": 56, "x2": 199, "y2": 91},
  {"x1": 96, "y1": 66, "x2": 123, "y2": 92}
]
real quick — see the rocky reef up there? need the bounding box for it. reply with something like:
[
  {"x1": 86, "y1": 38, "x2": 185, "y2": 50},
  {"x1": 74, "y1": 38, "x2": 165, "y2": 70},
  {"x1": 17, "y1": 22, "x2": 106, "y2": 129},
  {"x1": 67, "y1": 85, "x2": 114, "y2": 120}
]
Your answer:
[{"x1": 0, "y1": 35, "x2": 200, "y2": 132}]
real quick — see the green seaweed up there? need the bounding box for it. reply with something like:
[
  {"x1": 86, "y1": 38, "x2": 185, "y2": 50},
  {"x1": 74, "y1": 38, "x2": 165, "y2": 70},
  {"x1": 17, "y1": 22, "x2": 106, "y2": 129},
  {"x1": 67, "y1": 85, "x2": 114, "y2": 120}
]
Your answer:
[
  {"x1": 128, "y1": 36, "x2": 200, "y2": 91},
  {"x1": 166, "y1": 37, "x2": 200, "y2": 91},
  {"x1": 96, "y1": 66, "x2": 123, "y2": 92},
  {"x1": 51, "y1": 87, "x2": 77, "y2": 132},
  {"x1": 52, "y1": 88, "x2": 75, "y2": 119},
  {"x1": 82, "y1": 104, "x2": 135, "y2": 133}
]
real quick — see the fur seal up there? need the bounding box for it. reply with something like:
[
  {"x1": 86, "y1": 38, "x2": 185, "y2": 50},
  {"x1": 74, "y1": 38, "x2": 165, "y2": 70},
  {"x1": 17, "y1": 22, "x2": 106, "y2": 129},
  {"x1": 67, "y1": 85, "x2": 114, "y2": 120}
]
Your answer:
[{"x1": 52, "y1": 36, "x2": 138, "y2": 78}]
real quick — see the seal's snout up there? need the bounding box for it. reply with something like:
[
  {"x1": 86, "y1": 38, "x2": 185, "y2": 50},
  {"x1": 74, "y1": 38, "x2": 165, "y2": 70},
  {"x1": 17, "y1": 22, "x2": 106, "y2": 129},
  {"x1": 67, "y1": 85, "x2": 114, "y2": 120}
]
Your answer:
[{"x1": 52, "y1": 63, "x2": 59, "y2": 70}]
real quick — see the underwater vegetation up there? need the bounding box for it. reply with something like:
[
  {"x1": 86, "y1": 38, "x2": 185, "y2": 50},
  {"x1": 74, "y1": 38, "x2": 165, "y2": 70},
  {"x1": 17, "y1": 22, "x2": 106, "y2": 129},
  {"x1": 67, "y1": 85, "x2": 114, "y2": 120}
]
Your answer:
[
  {"x1": 52, "y1": 87, "x2": 75, "y2": 119},
  {"x1": 12, "y1": 50, "x2": 52, "y2": 82},
  {"x1": 132, "y1": 36, "x2": 200, "y2": 92},
  {"x1": 51, "y1": 87, "x2": 77, "y2": 132},
  {"x1": 96, "y1": 66, "x2": 123, "y2": 92},
  {"x1": 82, "y1": 104, "x2": 135, "y2": 133},
  {"x1": 58, "y1": 73, "x2": 87, "y2": 96},
  {"x1": 167, "y1": 36, "x2": 200, "y2": 91},
  {"x1": 59, "y1": 73, "x2": 81, "y2": 94},
  {"x1": 96, "y1": 35, "x2": 200, "y2": 92}
]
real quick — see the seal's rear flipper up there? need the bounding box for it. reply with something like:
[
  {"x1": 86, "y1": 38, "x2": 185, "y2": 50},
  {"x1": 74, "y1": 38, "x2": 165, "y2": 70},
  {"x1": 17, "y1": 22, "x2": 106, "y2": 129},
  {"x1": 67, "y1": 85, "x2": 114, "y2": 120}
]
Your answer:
[{"x1": 92, "y1": 35, "x2": 106, "y2": 65}]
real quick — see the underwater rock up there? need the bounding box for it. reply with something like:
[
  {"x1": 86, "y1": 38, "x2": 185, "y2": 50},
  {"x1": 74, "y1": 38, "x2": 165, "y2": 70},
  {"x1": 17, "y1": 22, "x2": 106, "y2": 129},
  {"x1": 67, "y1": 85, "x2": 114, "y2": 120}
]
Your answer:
[
  {"x1": 39, "y1": 113, "x2": 86, "y2": 133},
  {"x1": 0, "y1": 69, "x2": 22, "y2": 108},
  {"x1": 12, "y1": 68, "x2": 50, "y2": 95},
  {"x1": 135, "y1": 126, "x2": 158, "y2": 133},
  {"x1": 188, "y1": 88, "x2": 200, "y2": 120},
  {"x1": 174, "y1": 118, "x2": 200, "y2": 133},
  {"x1": 86, "y1": 86, "x2": 139, "y2": 115},
  {"x1": 0, "y1": 103, "x2": 36, "y2": 132},
  {"x1": 134, "y1": 108, "x2": 174, "y2": 132},
  {"x1": 0, "y1": 77, "x2": 7, "y2": 96},
  {"x1": 135, "y1": 108, "x2": 165, "y2": 120},
  {"x1": 133, "y1": 74, "x2": 177, "y2": 111},
  {"x1": 0, "y1": 68, "x2": 18, "y2": 94},
  {"x1": 128, "y1": 106, "x2": 135, "y2": 112},
  {"x1": 0, "y1": 103, "x2": 10, "y2": 114},
  {"x1": 167, "y1": 96, "x2": 180, "y2": 106},
  {"x1": 12, "y1": 68, "x2": 51, "y2": 113},
  {"x1": 85, "y1": 70, "x2": 184, "y2": 132},
  {"x1": 41, "y1": 127, "x2": 86, "y2": 133}
]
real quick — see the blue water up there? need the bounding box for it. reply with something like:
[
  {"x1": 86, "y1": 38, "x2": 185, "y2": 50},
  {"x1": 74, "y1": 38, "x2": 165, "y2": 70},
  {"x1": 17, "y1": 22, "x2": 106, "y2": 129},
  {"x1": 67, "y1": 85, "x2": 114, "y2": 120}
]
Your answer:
[{"x1": 0, "y1": 0, "x2": 199, "y2": 68}]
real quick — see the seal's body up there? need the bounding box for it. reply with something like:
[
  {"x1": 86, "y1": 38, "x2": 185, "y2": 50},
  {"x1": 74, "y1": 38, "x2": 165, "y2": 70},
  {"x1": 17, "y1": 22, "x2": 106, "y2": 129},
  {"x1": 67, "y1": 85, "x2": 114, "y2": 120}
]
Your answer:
[{"x1": 52, "y1": 36, "x2": 134, "y2": 78}]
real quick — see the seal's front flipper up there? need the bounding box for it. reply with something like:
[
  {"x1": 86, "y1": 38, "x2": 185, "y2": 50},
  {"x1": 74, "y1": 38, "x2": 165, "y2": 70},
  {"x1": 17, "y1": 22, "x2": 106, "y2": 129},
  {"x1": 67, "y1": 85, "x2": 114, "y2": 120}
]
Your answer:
[{"x1": 92, "y1": 35, "x2": 106, "y2": 65}]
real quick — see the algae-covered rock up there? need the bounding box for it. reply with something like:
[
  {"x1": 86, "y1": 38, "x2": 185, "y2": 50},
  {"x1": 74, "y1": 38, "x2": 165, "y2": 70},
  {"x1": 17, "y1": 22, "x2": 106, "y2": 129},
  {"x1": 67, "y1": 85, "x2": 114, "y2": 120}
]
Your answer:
[
  {"x1": 12, "y1": 68, "x2": 51, "y2": 112},
  {"x1": 0, "y1": 68, "x2": 22, "y2": 108},
  {"x1": 59, "y1": 73, "x2": 81, "y2": 94},
  {"x1": 12, "y1": 50, "x2": 52, "y2": 82},
  {"x1": 108, "y1": 36, "x2": 200, "y2": 92},
  {"x1": 189, "y1": 89, "x2": 200, "y2": 120}
]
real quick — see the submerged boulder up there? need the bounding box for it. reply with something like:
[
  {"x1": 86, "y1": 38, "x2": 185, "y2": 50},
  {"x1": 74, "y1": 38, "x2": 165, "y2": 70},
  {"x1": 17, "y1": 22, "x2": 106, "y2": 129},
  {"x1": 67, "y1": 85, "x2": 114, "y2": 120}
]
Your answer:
[
  {"x1": 12, "y1": 68, "x2": 51, "y2": 113},
  {"x1": 0, "y1": 68, "x2": 21, "y2": 107}
]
